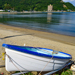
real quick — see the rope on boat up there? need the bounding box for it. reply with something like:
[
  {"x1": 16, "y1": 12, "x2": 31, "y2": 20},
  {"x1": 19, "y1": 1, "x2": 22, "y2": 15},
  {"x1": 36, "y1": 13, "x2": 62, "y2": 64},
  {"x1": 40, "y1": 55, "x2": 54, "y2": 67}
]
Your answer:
[
  {"x1": 38, "y1": 53, "x2": 54, "y2": 75},
  {"x1": 6, "y1": 54, "x2": 25, "y2": 75},
  {"x1": 39, "y1": 48, "x2": 59, "y2": 54},
  {"x1": 0, "y1": 52, "x2": 5, "y2": 60},
  {"x1": 0, "y1": 52, "x2": 5, "y2": 68}
]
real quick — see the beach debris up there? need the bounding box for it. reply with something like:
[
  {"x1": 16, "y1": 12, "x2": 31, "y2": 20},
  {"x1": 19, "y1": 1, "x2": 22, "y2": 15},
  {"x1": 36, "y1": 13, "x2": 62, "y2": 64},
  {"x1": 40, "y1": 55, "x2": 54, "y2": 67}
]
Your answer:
[
  {"x1": 24, "y1": 43, "x2": 25, "y2": 46},
  {"x1": 70, "y1": 64, "x2": 75, "y2": 75},
  {"x1": 0, "y1": 73, "x2": 4, "y2": 75},
  {"x1": 31, "y1": 71, "x2": 37, "y2": 75},
  {"x1": 71, "y1": 64, "x2": 75, "y2": 70}
]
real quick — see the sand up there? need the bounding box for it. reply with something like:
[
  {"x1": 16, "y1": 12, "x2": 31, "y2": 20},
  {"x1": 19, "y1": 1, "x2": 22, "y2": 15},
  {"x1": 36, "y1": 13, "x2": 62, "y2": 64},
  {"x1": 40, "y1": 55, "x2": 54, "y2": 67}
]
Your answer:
[{"x1": 0, "y1": 23, "x2": 75, "y2": 75}]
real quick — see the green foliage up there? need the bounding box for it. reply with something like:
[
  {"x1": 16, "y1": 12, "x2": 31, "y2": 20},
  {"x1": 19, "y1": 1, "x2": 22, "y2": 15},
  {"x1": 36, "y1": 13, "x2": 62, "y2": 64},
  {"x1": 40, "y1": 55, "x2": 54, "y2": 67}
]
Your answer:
[
  {"x1": 0, "y1": 0, "x2": 75, "y2": 11},
  {"x1": 3, "y1": 3, "x2": 11, "y2": 10},
  {"x1": 64, "y1": 2, "x2": 75, "y2": 11},
  {"x1": 55, "y1": 69, "x2": 72, "y2": 75},
  {"x1": 15, "y1": 69, "x2": 72, "y2": 75}
]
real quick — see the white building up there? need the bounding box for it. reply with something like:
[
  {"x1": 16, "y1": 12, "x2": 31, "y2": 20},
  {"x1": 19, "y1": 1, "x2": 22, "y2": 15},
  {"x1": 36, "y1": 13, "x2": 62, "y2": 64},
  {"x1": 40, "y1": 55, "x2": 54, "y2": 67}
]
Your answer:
[
  {"x1": 0, "y1": 9, "x2": 5, "y2": 12},
  {"x1": 48, "y1": 4, "x2": 53, "y2": 11}
]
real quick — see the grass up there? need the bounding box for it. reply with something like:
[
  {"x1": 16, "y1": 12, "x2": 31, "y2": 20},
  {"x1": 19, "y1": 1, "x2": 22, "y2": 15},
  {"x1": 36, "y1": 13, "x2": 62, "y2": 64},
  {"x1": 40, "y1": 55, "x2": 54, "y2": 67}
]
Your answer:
[
  {"x1": 55, "y1": 69, "x2": 72, "y2": 75},
  {"x1": 15, "y1": 69, "x2": 72, "y2": 75}
]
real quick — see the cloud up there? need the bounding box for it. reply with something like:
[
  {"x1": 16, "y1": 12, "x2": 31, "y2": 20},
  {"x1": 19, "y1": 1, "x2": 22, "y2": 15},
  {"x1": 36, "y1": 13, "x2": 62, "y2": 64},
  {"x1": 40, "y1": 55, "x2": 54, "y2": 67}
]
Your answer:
[
  {"x1": 63, "y1": 0, "x2": 74, "y2": 1},
  {"x1": 70, "y1": 0, "x2": 74, "y2": 1}
]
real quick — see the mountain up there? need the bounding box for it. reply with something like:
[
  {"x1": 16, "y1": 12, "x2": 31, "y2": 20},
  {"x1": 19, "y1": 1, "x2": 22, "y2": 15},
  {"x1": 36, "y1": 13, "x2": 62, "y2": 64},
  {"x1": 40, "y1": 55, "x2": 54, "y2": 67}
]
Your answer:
[{"x1": 0, "y1": 0, "x2": 75, "y2": 11}]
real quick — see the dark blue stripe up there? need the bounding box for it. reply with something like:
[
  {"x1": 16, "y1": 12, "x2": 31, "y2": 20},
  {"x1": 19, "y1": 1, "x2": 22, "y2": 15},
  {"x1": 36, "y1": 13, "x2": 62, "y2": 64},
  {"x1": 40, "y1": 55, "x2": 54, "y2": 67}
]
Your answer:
[{"x1": 2, "y1": 44, "x2": 72, "y2": 59}]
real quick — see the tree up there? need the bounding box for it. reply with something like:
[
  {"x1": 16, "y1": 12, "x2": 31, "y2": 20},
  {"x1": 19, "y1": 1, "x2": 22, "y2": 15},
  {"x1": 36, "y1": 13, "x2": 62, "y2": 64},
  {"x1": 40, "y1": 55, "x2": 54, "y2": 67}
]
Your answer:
[
  {"x1": 3, "y1": 3, "x2": 11, "y2": 10},
  {"x1": 0, "y1": 0, "x2": 75, "y2": 11}
]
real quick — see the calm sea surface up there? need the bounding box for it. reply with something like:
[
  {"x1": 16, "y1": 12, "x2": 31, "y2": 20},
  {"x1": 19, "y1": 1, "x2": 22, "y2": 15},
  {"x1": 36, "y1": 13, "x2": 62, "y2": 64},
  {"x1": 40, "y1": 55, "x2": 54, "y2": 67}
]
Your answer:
[{"x1": 0, "y1": 12, "x2": 75, "y2": 36}]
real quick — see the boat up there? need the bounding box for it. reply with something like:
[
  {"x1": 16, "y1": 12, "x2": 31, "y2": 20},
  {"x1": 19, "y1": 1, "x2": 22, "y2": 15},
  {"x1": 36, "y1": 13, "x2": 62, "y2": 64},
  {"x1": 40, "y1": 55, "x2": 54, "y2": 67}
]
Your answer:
[{"x1": 2, "y1": 43, "x2": 72, "y2": 72}]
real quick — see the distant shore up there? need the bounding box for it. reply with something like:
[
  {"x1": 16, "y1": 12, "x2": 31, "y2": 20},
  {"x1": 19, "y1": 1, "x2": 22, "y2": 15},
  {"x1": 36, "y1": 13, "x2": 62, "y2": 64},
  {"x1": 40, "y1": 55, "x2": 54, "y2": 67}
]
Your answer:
[
  {"x1": 0, "y1": 12, "x2": 17, "y2": 14},
  {"x1": 0, "y1": 11, "x2": 75, "y2": 14}
]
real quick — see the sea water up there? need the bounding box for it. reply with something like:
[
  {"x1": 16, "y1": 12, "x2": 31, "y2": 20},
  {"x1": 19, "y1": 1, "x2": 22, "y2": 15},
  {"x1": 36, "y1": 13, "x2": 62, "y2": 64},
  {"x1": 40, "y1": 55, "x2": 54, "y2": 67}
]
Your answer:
[{"x1": 0, "y1": 12, "x2": 75, "y2": 36}]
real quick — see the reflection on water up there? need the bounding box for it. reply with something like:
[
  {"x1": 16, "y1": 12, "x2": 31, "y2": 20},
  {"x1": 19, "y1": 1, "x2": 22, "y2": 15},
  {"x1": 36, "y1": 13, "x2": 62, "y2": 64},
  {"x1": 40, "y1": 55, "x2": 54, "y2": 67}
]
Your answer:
[
  {"x1": 0, "y1": 14, "x2": 3, "y2": 18},
  {"x1": 47, "y1": 13, "x2": 52, "y2": 23},
  {"x1": 0, "y1": 12, "x2": 75, "y2": 36}
]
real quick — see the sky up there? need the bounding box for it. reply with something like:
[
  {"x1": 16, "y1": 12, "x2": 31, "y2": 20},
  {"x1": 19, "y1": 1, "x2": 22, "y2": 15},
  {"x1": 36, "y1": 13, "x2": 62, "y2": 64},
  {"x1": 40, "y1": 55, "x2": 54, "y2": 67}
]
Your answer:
[{"x1": 63, "y1": 0, "x2": 75, "y2": 6}]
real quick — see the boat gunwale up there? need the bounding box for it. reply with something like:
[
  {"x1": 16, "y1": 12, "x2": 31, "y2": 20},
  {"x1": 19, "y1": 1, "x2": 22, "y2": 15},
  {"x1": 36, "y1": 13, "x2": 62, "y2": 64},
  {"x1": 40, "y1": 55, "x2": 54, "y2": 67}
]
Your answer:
[{"x1": 2, "y1": 44, "x2": 72, "y2": 59}]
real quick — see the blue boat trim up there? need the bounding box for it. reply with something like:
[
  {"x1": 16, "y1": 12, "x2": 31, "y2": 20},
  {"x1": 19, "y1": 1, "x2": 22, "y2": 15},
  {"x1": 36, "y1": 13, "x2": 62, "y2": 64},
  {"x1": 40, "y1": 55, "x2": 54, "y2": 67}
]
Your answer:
[{"x1": 2, "y1": 44, "x2": 72, "y2": 59}]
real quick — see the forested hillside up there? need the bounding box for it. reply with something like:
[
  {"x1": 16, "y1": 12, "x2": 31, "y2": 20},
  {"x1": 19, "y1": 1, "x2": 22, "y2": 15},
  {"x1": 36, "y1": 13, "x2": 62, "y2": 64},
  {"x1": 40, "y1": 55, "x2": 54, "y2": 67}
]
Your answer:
[{"x1": 0, "y1": 0, "x2": 75, "y2": 11}]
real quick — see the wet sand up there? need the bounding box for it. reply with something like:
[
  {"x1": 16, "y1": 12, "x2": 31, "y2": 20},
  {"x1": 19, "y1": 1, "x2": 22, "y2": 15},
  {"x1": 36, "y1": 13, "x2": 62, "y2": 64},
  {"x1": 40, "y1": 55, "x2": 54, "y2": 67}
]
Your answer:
[{"x1": 0, "y1": 23, "x2": 75, "y2": 75}]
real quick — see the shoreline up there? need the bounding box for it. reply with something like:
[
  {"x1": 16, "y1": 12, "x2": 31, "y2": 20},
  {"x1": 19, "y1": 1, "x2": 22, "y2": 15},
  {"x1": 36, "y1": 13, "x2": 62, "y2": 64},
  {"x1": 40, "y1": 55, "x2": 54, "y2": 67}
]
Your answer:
[
  {"x1": 0, "y1": 11, "x2": 75, "y2": 14},
  {"x1": 0, "y1": 23, "x2": 75, "y2": 46},
  {"x1": 0, "y1": 12, "x2": 17, "y2": 14}
]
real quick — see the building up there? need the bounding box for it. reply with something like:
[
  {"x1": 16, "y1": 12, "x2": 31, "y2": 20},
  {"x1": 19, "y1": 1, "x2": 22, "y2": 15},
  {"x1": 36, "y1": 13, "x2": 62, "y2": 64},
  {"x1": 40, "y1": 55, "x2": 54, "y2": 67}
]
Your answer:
[
  {"x1": 48, "y1": 4, "x2": 53, "y2": 11},
  {"x1": 0, "y1": 9, "x2": 4, "y2": 12}
]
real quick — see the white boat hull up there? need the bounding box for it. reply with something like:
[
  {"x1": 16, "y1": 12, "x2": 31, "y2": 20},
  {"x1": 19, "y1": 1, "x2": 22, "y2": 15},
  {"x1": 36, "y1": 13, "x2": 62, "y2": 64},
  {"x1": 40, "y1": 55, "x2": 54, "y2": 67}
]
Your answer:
[{"x1": 5, "y1": 48, "x2": 69, "y2": 71}]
